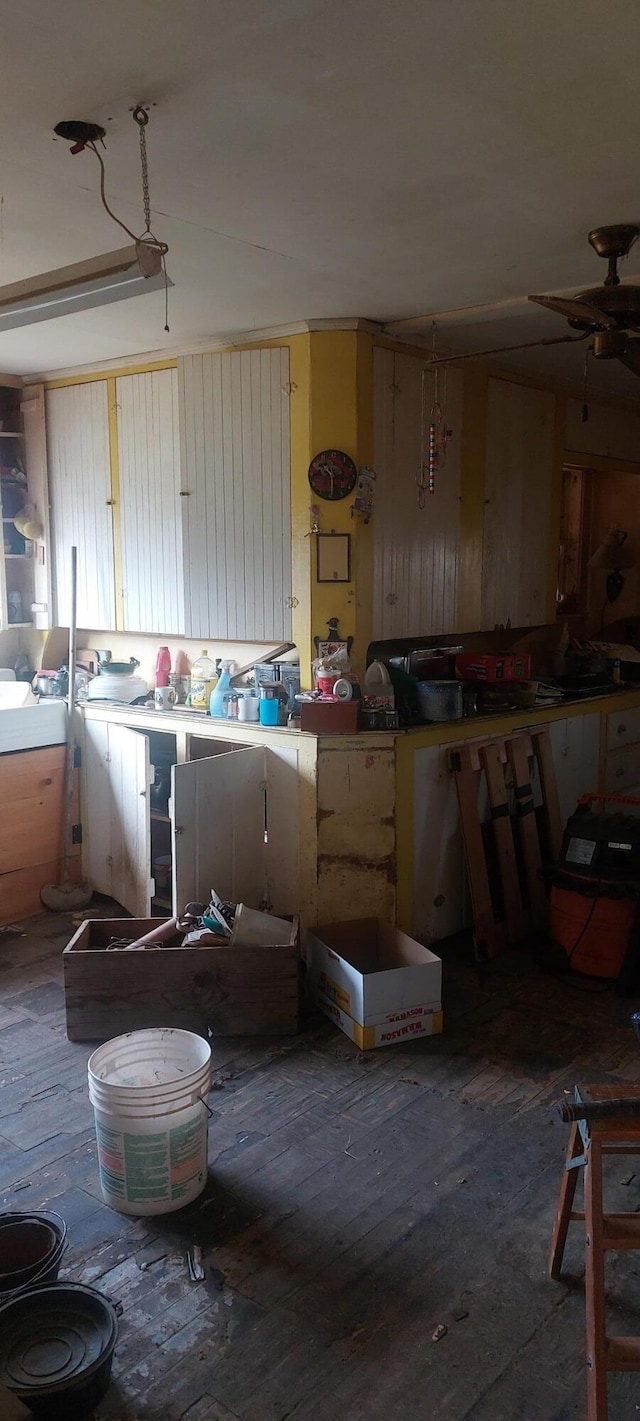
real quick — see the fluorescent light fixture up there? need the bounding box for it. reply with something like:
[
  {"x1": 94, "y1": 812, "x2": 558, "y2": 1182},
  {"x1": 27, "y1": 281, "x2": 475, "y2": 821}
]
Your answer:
[{"x1": 0, "y1": 244, "x2": 172, "y2": 331}]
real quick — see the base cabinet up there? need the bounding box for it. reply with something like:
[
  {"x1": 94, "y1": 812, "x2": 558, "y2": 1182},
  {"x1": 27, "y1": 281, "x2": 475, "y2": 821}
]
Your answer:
[{"x1": 83, "y1": 720, "x2": 300, "y2": 918}]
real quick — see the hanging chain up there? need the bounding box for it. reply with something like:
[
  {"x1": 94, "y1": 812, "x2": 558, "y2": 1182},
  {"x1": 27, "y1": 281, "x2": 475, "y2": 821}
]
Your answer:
[
  {"x1": 131, "y1": 106, "x2": 170, "y2": 331},
  {"x1": 416, "y1": 366, "x2": 428, "y2": 509},
  {"x1": 132, "y1": 107, "x2": 152, "y2": 235},
  {"x1": 417, "y1": 326, "x2": 453, "y2": 506}
]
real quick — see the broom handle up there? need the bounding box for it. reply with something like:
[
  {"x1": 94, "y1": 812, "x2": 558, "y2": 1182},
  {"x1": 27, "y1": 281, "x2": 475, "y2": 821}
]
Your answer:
[{"x1": 62, "y1": 546, "x2": 78, "y2": 883}]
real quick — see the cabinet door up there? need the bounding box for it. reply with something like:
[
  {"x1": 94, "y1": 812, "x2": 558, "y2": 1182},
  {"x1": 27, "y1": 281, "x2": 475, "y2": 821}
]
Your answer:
[
  {"x1": 21, "y1": 384, "x2": 51, "y2": 627},
  {"x1": 481, "y1": 379, "x2": 555, "y2": 629},
  {"x1": 116, "y1": 369, "x2": 184, "y2": 634},
  {"x1": 178, "y1": 350, "x2": 292, "y2": 640},
  {"x1": 84, "y1": 719, "x2": 152, "y2": 915},
  {"x1": 172, "y1": 746, "x2": 266, "y2": 910},
  {"x1": 548, "y1": 713, "x2": 600, "y2": 824},
  {"x1": 372, "y1": 348, "x2": 463, "y2": 639},
  {"x1": 46, "y1": 382, "x2": 116, "y2": 629}
]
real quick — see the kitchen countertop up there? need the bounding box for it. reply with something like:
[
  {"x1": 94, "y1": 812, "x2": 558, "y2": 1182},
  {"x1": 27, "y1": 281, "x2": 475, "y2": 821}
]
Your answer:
[{"x1": 78, "y1": 684, "x2": 640, "y2": 747}]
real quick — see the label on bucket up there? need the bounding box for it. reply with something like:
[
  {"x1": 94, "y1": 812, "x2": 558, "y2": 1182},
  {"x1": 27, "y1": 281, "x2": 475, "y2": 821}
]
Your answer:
[{"x1": 95, "y1": 1115, "x2": 207, "y2": 1206}]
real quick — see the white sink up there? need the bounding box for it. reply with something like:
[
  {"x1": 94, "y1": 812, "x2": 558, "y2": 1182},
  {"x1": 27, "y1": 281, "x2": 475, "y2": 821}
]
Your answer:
[{"x1": 0, "y1": 701, "x2": 68, "y2": 754}]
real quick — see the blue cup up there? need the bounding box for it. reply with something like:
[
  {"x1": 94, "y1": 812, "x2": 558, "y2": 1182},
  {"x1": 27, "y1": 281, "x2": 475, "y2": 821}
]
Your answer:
[{"x1": 259, "y1": 697, "x2": 280, "y2": 727}]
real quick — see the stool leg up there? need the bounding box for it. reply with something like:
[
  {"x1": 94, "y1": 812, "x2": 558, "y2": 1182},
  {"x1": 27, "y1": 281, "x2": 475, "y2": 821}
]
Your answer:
[
  {"x1": 549, "y1": 1122, "x2": 583, "y2": 1279},
  {"x1": 584, "y1": 1139, "x2": 607, "y2": 1421}
]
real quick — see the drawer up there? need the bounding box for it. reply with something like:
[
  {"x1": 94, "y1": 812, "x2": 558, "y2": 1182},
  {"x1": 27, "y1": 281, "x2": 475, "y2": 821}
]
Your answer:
[
  {"x1": 607, "y1": 706, "x2": 640, "y2": 750},
  {"x1": 604, "y1": 744, "x2": 640, "y2": 793}
]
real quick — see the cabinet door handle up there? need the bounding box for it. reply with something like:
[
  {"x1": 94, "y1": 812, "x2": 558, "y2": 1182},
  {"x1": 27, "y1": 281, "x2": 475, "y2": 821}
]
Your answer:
[
  {"x1": 616, "y1": 767, "x2": 625, "y2": 778},
  {"x1": 617, "y1": 724, "x2": 627, "y2": 735},
  {"x1": 179, "y1": 490, "x2": 191, "y2": 497}
]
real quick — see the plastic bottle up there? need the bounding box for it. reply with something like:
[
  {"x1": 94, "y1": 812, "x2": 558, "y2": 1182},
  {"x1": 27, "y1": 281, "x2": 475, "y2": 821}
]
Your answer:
[
  {"x1": 209, "y1": 659, "x2": 235, "y2": 718},
  {"x1": 190, "y1": 650, "x2": 217, "y2": 710},
  {"x1": 155, "y1": 646, "x2": 171, "y2": 688}
]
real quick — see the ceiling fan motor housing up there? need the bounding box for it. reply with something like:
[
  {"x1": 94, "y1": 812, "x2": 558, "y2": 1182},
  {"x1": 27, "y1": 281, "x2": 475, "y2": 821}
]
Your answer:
[{"x1": 588, "y1": 224, "x2": 640, "y2": 262}]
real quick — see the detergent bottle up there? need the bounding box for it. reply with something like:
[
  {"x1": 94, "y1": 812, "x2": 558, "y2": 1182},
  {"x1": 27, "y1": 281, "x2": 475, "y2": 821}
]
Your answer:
[{"x1": 190, "y1": 650, "x2": 217, "y2": 710}]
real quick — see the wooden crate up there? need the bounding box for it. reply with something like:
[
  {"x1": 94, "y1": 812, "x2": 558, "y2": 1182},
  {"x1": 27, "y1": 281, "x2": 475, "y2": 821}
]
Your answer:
[{"x1": 63, "y1": 916, "x2": 301, "y2": 1041}]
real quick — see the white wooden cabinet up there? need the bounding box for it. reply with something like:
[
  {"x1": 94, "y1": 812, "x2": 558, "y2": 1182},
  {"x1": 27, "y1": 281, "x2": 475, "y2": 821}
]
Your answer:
[
  {"x1": 481, "y1": 379, "x2": 556, "y2": 629},
  {"x1": 116, "y1": 369, "x2": 184, "y2": 635},
  {"x1": 83, "y1": 719, "x2": 300, "y2": 919},
  {"x1": 46, "y1": 382, "x2": 116, "y2": 629},
  {"x1": 83, "y1": 719, "x2": 153, "y2": 916},
  {"x1": 178, "y1": 349, "x2": 292, "y2": 641},
  {"x1": 46, "y1": 350, "x2": 292, "y2": 640},
  {"x1": 372, "y1": 348, "x2": 463, "y2": 639},
  {"x1": 548, "y1": 714, "x2": 600, "y2": 823}
]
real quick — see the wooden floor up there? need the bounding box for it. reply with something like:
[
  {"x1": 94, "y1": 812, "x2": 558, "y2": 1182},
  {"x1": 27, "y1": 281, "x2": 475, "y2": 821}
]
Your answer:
[{"x1": 2, "y1": 915, "x2": 640, "y2": 1420}]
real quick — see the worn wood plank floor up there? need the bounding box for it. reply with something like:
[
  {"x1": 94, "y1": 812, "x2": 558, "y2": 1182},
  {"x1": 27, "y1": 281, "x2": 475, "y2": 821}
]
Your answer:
[{"x1": 2, "y1": 913, "x2": 640, "y2": 1419}]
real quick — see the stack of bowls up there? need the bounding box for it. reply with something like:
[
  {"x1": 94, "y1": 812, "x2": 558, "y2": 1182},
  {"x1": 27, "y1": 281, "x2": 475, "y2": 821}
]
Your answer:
[{"x1": 0, "y1": 1211, "x2": 66, "y2": 1299}]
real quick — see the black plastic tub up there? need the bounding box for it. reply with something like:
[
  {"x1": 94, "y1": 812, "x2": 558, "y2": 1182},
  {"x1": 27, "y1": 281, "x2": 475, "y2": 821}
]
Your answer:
[
  {"x1": 0, "y1": 1211, "x2": 66, "y2": 1298},
  {"x1": 0, "y1": 1281, "x2": 118, "y2": 1418}
]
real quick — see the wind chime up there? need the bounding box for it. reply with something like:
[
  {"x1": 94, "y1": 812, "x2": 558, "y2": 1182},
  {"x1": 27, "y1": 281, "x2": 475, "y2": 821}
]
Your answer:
[{"x1": 417, "y1": 328, "x2": 452, "y2": 507}]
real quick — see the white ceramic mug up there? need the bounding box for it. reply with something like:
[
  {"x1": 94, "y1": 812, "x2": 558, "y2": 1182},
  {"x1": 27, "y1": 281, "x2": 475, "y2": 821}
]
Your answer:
[
  {"x1": 238, "y1": 695, "x2": 260, "y2": 723},
  {"x1": 154, "y1": 685, "x2": 177, "y2": 712}
]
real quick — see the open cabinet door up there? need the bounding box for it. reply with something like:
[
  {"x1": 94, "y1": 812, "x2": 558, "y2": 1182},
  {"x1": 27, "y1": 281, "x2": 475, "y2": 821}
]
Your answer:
[
  {"x1": 172, "y1": 747, "x2": 266, "y2": 910},
  {"x1": 84, "y1": 720, "x2": 153, "y2": 916}
]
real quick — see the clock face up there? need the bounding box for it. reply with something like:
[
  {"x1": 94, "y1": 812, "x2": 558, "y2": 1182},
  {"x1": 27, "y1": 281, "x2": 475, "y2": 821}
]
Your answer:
[{"x1": 308, "y1": 449, "x2": 357, "y2": 502}]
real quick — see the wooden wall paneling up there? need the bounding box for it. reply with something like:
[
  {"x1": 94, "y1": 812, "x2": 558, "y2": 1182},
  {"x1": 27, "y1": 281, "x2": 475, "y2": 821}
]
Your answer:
[
  {"x1": 481, "y1": 379, "x2": 555, "y2": 629},
  {"x1": 565, "y1": 397, "x2": 640, "y2": 463},
  {"x1": 116, "y1": 369, "x2": 184, "y2": 634},
  {"x1": 0, "y1": 857, "x2": 81, "y2": 922},
  {"x1": 0, "y1": 746, "x2": 78, "y2": 874},
  {"x1": 178, "y1": 349, "x2": 291, "y2": 641},
  {"x1": 316, "y1": 737, "x2": 396, "y2": 923},
  {"x1": 45, "y1": 382, "x2": 116, "y2": 629},
  {"x1": 372, "y1": 348, "x2": 463, "y2": 639}
]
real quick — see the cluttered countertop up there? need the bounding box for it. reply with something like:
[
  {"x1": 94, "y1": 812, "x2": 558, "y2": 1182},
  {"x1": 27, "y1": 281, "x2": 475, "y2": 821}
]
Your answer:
[{"x1": 8, "y1": 622, "x2": 640, "y2": 746}]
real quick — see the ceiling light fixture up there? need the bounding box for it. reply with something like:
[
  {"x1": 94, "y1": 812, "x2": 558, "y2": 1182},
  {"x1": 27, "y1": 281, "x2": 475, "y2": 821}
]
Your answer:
[{"x1": 0, "y1": 107, "x2": 172, "y2": 333}]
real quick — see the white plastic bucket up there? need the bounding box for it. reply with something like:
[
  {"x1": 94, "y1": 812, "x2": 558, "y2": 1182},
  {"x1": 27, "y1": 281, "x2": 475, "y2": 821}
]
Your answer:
[
  {"x1": 230, "y1": 903, "x2": 292, "y2": 947},
  {"x1": 87, "y1": 1029, "x2": 212, "y2": 1217}
]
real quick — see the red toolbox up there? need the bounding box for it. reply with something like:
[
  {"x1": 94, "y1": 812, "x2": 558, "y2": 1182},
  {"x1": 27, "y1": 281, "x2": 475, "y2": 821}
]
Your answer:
[{"x1": 455, "y1": 652, "x2": 532, "y2": 683}]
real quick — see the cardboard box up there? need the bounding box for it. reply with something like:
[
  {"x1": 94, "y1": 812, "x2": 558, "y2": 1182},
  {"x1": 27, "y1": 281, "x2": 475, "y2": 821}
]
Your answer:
[
  {"x1": 63, "y1": 916, "x2": 300, "y2": 1042},
  {"x1": 300, "y1": 700, "x2": 359, "y2": 733},
  {"x1": 307, "y1": 917, "x2": 442, "y2": 1049}
]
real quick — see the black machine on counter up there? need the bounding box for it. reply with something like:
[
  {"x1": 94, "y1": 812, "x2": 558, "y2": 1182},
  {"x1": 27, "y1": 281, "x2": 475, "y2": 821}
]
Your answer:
[{"x1": 366, "y1": 630, "x2": 538, "y2": 725}]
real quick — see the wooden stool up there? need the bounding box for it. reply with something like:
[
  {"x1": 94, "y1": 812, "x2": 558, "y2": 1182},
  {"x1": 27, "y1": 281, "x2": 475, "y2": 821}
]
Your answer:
[{"x1": 550, "y1": 1084, "x2": 640, "y2": 1421}]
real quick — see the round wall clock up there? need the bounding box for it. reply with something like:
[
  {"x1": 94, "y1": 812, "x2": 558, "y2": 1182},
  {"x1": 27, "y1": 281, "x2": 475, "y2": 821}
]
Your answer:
[{"x1": 308, "y1": 449, "x2": 357, "y2": 502}]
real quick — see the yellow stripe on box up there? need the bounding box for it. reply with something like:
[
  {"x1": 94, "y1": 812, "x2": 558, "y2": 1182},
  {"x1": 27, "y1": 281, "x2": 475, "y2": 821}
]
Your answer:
[
  {"x1": 353, "y1": 1022, "x2": 375, "y2": 1050},
  {"x1": 318, "y1": 972, "x2": 351, "y2": 1015}
]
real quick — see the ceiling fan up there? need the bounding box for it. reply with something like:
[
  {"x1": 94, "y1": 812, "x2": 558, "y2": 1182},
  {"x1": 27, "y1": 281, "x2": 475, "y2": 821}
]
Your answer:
[
  {"x1": 529, "y1": 224, "x2": 640, "y2": 376},
  {"x1": 415, "y1": 224, "x2": 640, "y2": 378}
]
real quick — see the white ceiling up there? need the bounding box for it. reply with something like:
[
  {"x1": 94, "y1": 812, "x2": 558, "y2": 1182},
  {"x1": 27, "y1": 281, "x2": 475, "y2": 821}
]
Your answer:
[{"x1": 2, "y1": 0, "x2": 640, "y2": 391}]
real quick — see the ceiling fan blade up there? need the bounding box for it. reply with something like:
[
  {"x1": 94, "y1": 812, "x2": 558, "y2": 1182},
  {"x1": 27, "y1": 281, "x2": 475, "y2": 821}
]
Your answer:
[
  {"x1": 617, "y1": 342, "x2": 640, "y2": 376},
  {"x1": 528, "y1": 293, "x2": 615, "y2": 331}
]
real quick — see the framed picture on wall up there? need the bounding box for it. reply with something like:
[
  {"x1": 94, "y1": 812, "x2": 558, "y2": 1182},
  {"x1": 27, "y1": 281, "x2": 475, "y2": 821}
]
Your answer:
[{"x1": 316, "y1": 533, "x2": 351, "y2": 583}]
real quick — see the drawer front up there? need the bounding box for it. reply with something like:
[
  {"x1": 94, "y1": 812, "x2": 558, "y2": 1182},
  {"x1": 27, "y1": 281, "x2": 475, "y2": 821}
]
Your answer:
[
  {"x1": 604, "y1": 744, "x2": 640, "y2": 794},
  {"x1": 607, "y1": 707, "x2": 640, "y2": 750}
]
